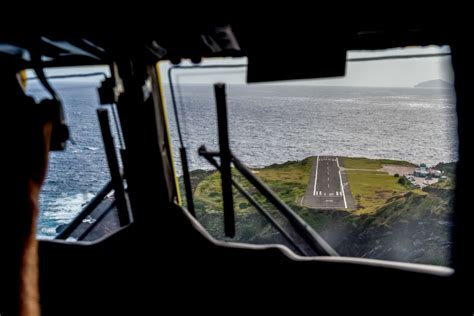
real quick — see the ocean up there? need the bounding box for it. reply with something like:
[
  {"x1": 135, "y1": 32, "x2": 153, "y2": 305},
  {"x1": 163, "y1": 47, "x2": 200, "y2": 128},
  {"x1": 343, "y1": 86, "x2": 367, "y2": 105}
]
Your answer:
[
  {"x1": 167, "y1": 84, "x2": 457, "y2": 170},
  {"x1": 28, "y1": 82, "x2": 110, "y2": 238},
  {"x1": 29, "y1": 82, "x2": 457, "y2": 238}
]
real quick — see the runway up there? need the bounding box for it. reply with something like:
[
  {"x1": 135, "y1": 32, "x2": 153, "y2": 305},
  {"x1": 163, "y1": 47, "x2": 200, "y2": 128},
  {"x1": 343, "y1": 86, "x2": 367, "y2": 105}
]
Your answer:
[{"x1": 302, "y1": 156, "x2": 355, "y2": 209}]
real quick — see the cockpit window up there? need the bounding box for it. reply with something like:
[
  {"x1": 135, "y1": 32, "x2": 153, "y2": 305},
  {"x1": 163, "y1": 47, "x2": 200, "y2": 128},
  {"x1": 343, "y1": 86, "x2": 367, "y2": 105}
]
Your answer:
[
  {"x1": 29, "y1": 66, "x2": 126, "y2": 241},
  {"x1": 159, "y1": 46, "x2": 456, "y2": 266}
]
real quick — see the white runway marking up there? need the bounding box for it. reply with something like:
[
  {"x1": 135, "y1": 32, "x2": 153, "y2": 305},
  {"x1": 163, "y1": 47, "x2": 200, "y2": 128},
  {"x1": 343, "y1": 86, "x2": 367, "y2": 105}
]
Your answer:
[
  {"x1": 313, "y1": 156, "x2": 319, "y2": 196},
  {"x1": 336, "y1": 157, "x2": 348, "y2": 208}
]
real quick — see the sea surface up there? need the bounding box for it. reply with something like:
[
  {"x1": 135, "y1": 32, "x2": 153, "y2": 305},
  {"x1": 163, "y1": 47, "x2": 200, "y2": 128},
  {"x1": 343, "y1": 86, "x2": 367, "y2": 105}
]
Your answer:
[
  {"x1": 28, "y1": 82, "x2": 110, "y2": 238},
  {"x1": 167, "y1": 84, "x2": 457, "y2": 170},
  {"x1": 29, "y1": 82, "x2": 457, "y2": 238}
]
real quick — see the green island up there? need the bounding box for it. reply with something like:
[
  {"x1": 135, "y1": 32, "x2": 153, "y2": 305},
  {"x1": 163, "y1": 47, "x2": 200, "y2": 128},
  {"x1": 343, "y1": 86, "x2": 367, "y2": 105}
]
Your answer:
[{"x1": 184, "y1": 156, "x2": 455, "y2": 266}]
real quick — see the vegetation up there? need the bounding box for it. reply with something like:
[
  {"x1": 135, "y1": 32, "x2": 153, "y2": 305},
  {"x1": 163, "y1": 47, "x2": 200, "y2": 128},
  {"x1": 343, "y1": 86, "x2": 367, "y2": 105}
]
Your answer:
[
  {"x1": 192, "y1": 157, "x2": 313, "y2": 213},
  {"x1": 434, "y1": 161, "x2": 456, "y2": 178},
  {"x1": 254, "y1": 157, "x2": 313, "y2": 205},
  {"x1": 345, "y1": 171, "x2": 409, "y2": 214},
  {"x1": 340, "y1": 157, "x2": 415, "y2": 214},
  {"x1": 186, "y1": 158, "x2": 315, "y2": 242},
  {"x1": 397, "y1": 176, "x2": 413, "y2": 188},
  {"x1": 185, "y1": 156, "x2": 455, "y2": 266},
  {"x1": 342, "y1": 157, "x2": 415, "y2": 170}
]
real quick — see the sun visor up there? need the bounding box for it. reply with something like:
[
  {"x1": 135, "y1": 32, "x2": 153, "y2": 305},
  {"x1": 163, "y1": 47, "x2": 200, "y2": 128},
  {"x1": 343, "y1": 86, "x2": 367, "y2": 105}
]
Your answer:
[{"x1": 246, "y1": 31, "x2": 347, "y2": 83}]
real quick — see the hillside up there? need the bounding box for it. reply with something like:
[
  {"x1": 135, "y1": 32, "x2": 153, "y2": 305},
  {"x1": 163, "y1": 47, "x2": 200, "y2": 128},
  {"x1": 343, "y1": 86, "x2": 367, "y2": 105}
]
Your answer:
[{"x1": 184, "y1": 156, "x2": 454, "y2": 266}]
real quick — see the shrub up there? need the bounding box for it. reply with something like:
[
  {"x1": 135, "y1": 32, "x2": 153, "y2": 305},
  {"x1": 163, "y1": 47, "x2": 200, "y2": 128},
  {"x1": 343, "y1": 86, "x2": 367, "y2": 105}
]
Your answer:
[
  {"x1": 239, "y1": 202, "x2": 249, "y2": 209},
  {"x1": 398, "y1": 176, "x2": 412, "y2": 187}
]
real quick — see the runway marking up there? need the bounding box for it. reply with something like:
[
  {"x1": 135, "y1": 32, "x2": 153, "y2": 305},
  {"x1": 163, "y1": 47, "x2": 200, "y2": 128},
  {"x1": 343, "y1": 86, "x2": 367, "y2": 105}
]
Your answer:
[
  {"x1": 313, "y1": 156, "x2": 319, "y2": 196},
  {"x1": 336, "y1": 157, "x2": 348, "y2": 209}
]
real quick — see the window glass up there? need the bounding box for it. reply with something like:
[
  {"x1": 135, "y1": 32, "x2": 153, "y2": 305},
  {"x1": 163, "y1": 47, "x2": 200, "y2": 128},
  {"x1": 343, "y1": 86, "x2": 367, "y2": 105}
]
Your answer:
[
  {"x1": 160, "y1": 46, "x2": 456, "y2": 266},
  {"x1": 28, "y1": 66, "x2": 118, "y2": 240}
]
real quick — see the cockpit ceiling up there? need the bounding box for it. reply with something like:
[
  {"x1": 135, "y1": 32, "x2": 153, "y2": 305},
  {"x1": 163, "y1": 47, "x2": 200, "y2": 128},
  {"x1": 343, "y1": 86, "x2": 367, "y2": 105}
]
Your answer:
[{"x1": 0, "y1": 22, "x2": 451, "y2": 79}]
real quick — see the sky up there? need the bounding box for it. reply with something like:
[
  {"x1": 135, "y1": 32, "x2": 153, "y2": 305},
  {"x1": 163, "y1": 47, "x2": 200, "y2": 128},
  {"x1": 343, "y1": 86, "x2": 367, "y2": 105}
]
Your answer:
[
  {"x1": 158, "y1": 45, "x2": 453, "y2": 88},
  {"x1": 26, "y1": 45, "x2": 453, "y2": 89},
  {"x1": 25, "y1": 65, "x2": 110, "y2": 88}
]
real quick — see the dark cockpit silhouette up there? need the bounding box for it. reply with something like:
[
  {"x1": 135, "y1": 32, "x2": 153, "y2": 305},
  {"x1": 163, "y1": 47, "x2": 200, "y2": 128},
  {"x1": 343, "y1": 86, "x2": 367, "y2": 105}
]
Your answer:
[{"x1": 0, "y1": 17, "x2": 472, "y2": 315}]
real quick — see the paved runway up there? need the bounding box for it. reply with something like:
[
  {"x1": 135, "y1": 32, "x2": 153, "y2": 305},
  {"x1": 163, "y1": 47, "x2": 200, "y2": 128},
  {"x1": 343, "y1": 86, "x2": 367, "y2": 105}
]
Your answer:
[{"x1": 302, "y1": 156, "x2": 355, "y2": 209}]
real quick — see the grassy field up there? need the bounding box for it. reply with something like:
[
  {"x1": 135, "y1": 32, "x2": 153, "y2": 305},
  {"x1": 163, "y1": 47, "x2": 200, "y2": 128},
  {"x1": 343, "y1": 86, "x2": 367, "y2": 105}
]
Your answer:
[
  {"x1": 193, "y1": 158, "x2": 313, "y2": 213},
  {"x1": 193, "y1": 156, "x2": 419, "y2": 215},
  {"x1": 255, "y1": 157, "x2": 313, "y2": 205},
  {"x1": 341, "y1": 157, "x2": 417, "y2": 214},
  {"x1": 342, "y1": 157, "x2": 415, "y2": 170},
  {"x1": 193, "y1": 171, "x2": 224, "y2": 212},
  {"x1": 344, "y1": 170, "x2": 414, "y2": 214}
]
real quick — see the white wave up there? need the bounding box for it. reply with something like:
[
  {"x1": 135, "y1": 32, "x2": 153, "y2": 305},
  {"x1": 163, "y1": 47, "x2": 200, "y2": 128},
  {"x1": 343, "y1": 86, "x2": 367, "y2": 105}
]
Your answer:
[
  {"x1": 84, "y1": 146, "x2": 99, "y2": 151},
  {"x1": 39, "y1": 227, "x2": 58, "y2": 236},
  {"x1": 40, "y1": 192, "x2": 95, "y2": 224}
]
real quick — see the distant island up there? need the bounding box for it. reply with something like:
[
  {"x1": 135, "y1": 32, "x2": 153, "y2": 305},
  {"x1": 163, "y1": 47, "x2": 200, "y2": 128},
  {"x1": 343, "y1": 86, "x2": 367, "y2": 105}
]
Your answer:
[{"x1": 414, "y1": 79, "x2": 453, "y2": 88}]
